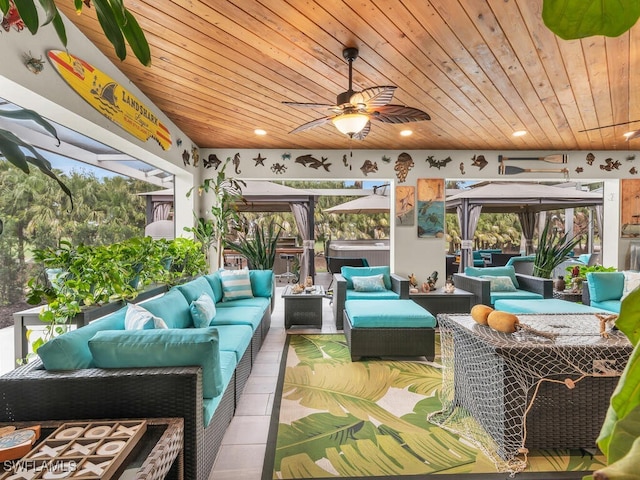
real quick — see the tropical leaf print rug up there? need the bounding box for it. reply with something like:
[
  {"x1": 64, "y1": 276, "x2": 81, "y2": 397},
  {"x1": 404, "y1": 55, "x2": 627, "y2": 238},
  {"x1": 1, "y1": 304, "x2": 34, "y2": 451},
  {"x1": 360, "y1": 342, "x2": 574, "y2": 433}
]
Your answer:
[{"x1": 262, "y1": 334, "x2": 605, "y2": 480}]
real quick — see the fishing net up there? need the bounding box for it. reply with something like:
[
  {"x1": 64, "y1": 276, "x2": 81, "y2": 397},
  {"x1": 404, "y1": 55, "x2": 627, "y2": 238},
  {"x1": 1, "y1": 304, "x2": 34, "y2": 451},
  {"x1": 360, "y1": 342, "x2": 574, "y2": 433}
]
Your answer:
[{"x1": 428, "y1": 313, "x2": 633, "y2": 475}]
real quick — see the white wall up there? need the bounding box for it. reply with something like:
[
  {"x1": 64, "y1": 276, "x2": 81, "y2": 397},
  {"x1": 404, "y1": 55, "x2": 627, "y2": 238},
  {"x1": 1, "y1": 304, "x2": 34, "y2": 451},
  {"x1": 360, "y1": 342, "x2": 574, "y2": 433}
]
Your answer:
[{"x1": 202, "y1": 148, "x2": 632, "y2": 284}]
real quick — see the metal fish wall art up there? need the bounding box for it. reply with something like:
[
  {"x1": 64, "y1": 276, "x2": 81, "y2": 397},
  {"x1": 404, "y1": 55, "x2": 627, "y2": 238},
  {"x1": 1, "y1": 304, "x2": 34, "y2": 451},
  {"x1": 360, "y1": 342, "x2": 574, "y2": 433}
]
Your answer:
[
  {"x1": 470, "y1": 154, "x2": 488, "y2": 170},
  {"x1": 360, "y1": 160, "x2": 378, "y2": 176}
]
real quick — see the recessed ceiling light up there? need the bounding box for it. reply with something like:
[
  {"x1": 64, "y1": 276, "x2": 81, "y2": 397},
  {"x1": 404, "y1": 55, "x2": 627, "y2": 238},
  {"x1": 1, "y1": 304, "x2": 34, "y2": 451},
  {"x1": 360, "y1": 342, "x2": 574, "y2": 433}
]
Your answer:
[
  {"x1": 400, "y1": 130, "x2": 413, "y2": 137},
  {"x1": 512, "y1": 130, "x2": 527, "y2": 137},
  {"x1": 254, "y1": 129, "x2": 267, "y2": 135}
]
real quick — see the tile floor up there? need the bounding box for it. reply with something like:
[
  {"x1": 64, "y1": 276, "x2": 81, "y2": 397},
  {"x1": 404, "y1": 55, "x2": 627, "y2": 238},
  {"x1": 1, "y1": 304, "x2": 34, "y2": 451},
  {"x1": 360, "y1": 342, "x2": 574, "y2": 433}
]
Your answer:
[
  {"x1": 209, "y1": 280, "x2": 337, "y2": 480},
  {"x1": 0, "y1": 277, "x2": 335, "y2": 479}
]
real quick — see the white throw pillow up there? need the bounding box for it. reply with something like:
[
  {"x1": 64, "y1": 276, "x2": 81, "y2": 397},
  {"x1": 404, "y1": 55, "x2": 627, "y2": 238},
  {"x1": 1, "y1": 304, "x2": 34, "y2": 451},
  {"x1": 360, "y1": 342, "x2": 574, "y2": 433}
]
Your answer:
[
  {"x1": 219, "y1": 269, "x2": 254, "y2": 301},
  {"x1": 481, "y1": 275, "x2": 517, "y2": 292},
  {"x1": 190, "y1": 292, "x2": 217, "y2": 328},
  {"x1": 622, "y1": 271, "x2": 640, "y2": 300},
  {"x1": 124, "y1": 303, "x2": 168, "y2": 330}
]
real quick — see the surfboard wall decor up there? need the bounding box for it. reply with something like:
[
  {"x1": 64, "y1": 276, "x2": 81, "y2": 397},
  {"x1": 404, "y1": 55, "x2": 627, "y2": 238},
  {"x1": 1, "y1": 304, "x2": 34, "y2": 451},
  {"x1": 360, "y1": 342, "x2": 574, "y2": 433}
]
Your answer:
[{"x1": 47, "y1": 50, "x2": 172, "y2": 151}]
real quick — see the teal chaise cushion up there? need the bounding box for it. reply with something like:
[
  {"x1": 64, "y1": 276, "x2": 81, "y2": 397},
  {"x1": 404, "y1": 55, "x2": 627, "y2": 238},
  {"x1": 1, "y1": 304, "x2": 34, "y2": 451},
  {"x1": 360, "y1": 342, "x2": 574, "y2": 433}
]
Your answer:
[{"x1": 345, "y1": 299, "x2": 436, "y2": 328}]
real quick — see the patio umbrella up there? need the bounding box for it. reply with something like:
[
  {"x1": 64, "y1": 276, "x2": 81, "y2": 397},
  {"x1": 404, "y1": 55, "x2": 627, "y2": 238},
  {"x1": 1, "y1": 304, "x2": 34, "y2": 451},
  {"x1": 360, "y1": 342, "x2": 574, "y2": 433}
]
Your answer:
[
  {"x1": 324, "y1": 194, "x2": 390, "y2": 214},
  {"x1": 446, "y1": 182, "x2": 603, "y2": 271}
]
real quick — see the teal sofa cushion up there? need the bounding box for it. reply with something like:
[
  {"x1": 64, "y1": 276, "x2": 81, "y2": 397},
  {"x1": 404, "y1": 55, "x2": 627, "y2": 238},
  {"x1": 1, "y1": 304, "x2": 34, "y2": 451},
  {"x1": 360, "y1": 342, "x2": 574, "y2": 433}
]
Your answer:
[
  {"x1": 587, "y1": 272, "x2": 624, "y2": 302},
  {"x1": 215, "y1": 296, "x2": 271, "y2": 310},
  {"x1": 345, "y1": 290, "x2": 400, "y2": 301},
  {"x1": 465, "y1": 265, "x2": 519, "y2": 288},
  {"x1": 489, "y1": 290, "x2": 543, "y2": 305},
  {"x1": 204, "y1": 271, "x2": 224, "y2": 303},
  {"x1": 249, "y1": 270, "x2": 273, "y2": 297},
  {"x1": 88, "y1": 327, "x2": 224, "y2": 399},
  {"x1": 214, "y1": 324, "x2": 253, "y2": 362},
  {"x1": 141, "y1": 289, "x2": 193, "y2": 329},
  {"x1": 203, "y1": 350, "x2": 237, "y2": 427},
  {"x1": 345, "y1": 299, "x2": 436, "y2": 328},
  {"x1": 37, "y1": 307, "x2": 126, "y2": 370},
  {"x1": 175, "y1": 276, "x2": 216, "y2": 304},
  {"x1": 494, "y1": 298, "x2": 607, "y2": 314},
  {"x1": 212, "y1": 306, "x2": 263, "y2": 331},
  {"x1": 590, "y1": 300, "x2": 621, "y2": 313},
  {"x1": 341, "y1": 266, "x2": 392, "y2": 290}
]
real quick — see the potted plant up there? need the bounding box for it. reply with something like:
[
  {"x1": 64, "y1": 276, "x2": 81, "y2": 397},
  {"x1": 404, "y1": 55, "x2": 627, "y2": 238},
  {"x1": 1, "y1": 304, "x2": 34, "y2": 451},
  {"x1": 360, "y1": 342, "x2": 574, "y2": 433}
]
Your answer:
[
  {"x1": 532, "y1": 217, "x2": 584, "y2": 279},
  {"x1": 186, "y1": 159, "x2": 245, "y2": 269},
  {"x1": 225, "y1": 217, "x2": 283, "y2": 270},
  {"x1": 23, "y1": 237, "x2": 206, "y2": 360}
]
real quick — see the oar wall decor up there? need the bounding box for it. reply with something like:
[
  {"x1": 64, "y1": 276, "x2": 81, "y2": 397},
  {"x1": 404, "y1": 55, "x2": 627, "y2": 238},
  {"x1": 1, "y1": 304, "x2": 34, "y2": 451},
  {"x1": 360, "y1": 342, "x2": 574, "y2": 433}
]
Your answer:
[{"x1": 497, "y1": 154, "x2": 567, "y2": 164}]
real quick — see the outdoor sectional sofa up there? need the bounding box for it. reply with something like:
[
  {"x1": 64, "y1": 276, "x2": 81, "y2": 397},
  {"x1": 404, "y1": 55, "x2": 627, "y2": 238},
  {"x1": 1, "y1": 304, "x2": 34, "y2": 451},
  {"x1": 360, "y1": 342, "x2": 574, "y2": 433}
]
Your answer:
[{"x1": 0, "y1": 269, "x2": 274, "y2": 480}]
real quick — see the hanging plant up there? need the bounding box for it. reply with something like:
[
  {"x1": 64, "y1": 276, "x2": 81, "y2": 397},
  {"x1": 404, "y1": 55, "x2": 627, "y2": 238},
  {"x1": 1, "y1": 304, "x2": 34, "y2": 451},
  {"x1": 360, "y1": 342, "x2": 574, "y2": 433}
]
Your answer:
[
  {"x1": 0, "y1": 0, "x2": 151, "y2": 66},
  {"x1": 543, "y1": 0, "x2": 640, "y2": 39}
]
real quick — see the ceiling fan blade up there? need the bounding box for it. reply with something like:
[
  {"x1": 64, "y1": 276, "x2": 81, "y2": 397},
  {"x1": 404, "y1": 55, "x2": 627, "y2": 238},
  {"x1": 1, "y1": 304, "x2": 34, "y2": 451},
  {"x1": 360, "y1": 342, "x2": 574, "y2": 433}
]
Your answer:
[
  {"x1": 626, "y1": 129, "x2": 640, "y2": 141},
  {"x1": 352, "y1": 121, "x2": 371, "y2": 140},
  {"x1": 289, "y1": 115, "x2": 334, "y2": 134},
  {"x1": 282, "y1": 101, "x2": 336, "y2": 110},
  {"x1": 371, "y1": 105, "x2": 431, "y2": 123},
  {"x1": 350, "y1": 86, "x2": 396, "y2": 108}
]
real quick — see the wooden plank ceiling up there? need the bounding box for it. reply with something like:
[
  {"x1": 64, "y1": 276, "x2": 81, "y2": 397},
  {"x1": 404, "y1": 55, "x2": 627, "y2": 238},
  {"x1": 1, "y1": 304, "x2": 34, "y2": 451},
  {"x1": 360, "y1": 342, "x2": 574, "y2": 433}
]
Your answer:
[{"x1": 56, "y1": 0, "x2": 640, "y2": 152}]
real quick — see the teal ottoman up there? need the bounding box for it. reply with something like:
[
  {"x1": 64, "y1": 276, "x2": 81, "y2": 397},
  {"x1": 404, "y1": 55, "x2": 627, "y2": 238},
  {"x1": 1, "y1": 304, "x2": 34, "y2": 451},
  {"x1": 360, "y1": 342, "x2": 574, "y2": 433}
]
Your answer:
[
  {"x1": 494, "y1": 298, "x2": 608, "y2": 314},
  {"x1": 343, "y1": 299, "x2": 436, "y2": 361}
]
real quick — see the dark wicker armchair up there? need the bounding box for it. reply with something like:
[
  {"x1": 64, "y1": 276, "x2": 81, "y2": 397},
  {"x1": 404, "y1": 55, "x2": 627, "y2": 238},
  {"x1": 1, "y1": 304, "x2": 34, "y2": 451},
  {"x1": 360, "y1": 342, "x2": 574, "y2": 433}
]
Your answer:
[{"x1": 332, "y1": 271, "x2": 409, "y2": 329}]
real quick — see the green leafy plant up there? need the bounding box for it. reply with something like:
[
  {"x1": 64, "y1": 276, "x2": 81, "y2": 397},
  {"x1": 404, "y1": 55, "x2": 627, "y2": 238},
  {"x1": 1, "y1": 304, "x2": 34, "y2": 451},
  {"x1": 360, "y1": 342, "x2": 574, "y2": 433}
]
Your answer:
[
  {"x1": 543, "y1": 0, "x2": 640, "y2": 40},
  {"x1": 183, "y1": 215, "x2": 216, "y2": 262},
  {"x1": 566, "y1": 264, "x2": 617, "y2": 281},
  {"x1": 187, "y1": 159, "x2": 245, "y2": 268},
  {"x1": 167, "y1": 237, "x2": 207, "y2": 283},
  {"x1": 533, "y1": 218, "x2": 584, "y2": 279},
  {"x1": 584, "y1": 287, "x2": 640, "y2": 479},
  {"x1": 0, "y1": 0, "x2": 150, "y2": 66},
  {"x1": 24, "y1": 237, "x2": 204, "y2": 359},
  {"x1": 225, "y1": 217, "x2": 283, "y2": 270}
]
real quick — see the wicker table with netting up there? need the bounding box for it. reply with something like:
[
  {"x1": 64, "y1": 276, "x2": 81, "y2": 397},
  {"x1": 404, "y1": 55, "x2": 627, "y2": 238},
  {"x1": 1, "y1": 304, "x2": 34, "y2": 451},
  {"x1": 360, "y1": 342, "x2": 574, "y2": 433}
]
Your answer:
[{"x1": 431, "y1": 313, "x2": 633, "y2": 466}]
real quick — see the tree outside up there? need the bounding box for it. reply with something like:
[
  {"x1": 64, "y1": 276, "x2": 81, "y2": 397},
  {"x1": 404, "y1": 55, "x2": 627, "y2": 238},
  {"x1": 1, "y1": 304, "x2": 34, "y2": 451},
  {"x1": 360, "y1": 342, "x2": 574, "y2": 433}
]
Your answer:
[{"x1": 0, "y1": 161, "x2": 158, "y2": 328}]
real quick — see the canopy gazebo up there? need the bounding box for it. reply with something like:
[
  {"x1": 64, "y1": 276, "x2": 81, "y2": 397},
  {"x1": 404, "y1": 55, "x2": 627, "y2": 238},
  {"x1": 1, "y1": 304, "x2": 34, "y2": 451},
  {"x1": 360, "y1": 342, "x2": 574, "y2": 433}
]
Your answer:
[
  {"x1": 234, "y1": 181, "x2": 319, "y2": 281},
  {"x1": 445, "y1": 182, "x2": 604, "y2": 272}
]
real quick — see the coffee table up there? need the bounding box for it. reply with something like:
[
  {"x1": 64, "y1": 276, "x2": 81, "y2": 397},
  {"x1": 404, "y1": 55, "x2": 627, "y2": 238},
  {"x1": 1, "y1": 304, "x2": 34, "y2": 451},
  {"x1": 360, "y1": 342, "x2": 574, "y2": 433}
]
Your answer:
[
  {"x1": 409, "y1": 287, "x2": 473, "y2": 316},
  {"x1": 0, "y1": 418, "x2": 183, "y2": 480},
  {"x1": 431, "y1": 313, "x2": 633, "y2": 463},
  {"x1": 282, "y1": 285, "x2": 325, "y2": 328}
]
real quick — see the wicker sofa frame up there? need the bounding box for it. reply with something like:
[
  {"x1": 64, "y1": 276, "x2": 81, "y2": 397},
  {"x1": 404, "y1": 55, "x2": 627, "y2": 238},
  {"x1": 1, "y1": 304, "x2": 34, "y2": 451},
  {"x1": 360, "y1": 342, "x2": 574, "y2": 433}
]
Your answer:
[
  {"x1": 332, "y1": 272, "x2": 409, "y2": 329},
  {"x1": 453, "y1": 272, "x2": 552, "y2": 307},
  {"x1": 0, "y1": 306, "x2": 271, "y2": 480}
]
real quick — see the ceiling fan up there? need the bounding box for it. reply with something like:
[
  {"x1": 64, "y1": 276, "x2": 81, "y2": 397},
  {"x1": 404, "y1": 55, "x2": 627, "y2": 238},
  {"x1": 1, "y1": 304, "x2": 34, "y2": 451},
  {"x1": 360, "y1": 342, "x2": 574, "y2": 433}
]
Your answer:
[
  {"x1": 579, "y1": 120, "x2": 640, "y2": 140},
  {"x1": 283, "y1": 47, "x2": 431, "y2": 139}
]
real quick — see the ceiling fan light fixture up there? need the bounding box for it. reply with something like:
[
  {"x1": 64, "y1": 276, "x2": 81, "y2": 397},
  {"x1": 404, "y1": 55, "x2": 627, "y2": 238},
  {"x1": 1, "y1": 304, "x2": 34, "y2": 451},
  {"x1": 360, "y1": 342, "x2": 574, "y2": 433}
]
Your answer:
[{"x1": 332, "y1": 113, "x2": 369, "y2": 136}]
